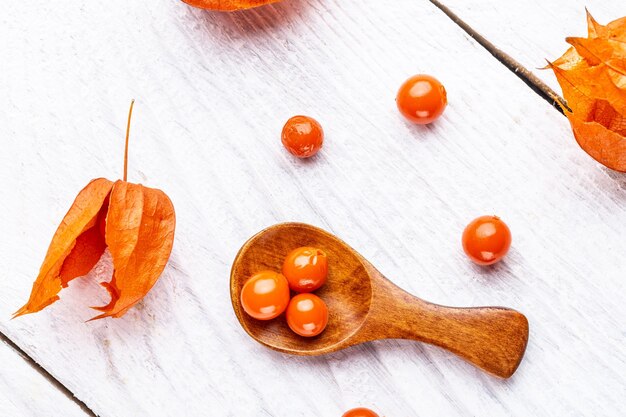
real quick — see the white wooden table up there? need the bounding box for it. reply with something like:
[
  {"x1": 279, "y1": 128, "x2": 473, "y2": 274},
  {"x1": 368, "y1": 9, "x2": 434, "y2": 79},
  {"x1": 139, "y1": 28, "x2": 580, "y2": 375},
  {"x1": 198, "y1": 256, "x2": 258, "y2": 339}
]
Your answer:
[{"x1": 1, "y1": 1, "x2": 625, "y2": 416}]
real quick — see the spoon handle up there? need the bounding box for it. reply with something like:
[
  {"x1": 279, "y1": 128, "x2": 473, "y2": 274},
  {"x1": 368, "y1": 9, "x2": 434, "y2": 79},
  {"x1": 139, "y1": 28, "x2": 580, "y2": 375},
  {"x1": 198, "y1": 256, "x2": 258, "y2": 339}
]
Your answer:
[{"x1": 367, "y1": 282, "x2": 529, "y2": 378}]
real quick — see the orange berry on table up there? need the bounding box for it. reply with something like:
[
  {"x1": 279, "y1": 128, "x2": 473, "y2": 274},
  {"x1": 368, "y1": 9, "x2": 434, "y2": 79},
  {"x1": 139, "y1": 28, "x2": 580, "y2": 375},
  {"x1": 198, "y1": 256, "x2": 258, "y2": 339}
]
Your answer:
[
  {"x1": 286, "y1": 293, "x2": 328, "y2": 337},
  {"x1": 342, "y1": 408, "x2": 379, "y2": 417},
  {"x1": 396, "y1": 74, "x2": 447, "y2": 124},
  {"x1": 282, "y1": 246, "x2": 328, "y2": 292},
  {"x1": 240, "y1": 271, "x2": 290, "y2": 320},
  {"x1": 281, "y1": 115, "x2": 324, "y2": 158},
  {"x1": 462, "y1": 215, "x2": 512, "y2": 266}
]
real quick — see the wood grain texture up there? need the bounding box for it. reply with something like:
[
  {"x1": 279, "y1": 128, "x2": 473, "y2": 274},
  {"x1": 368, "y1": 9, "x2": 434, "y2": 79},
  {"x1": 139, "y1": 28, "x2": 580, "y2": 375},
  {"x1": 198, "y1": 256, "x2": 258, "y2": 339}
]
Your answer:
[
  {"x1": 439, "y1": 0, "x2": 626, "y2": 93},
  {"x1": 231, "y1": 222, "x2": 528, "y2": 378},
  {"x1": 0, "y1": 340, "x2": 88, "y2": 417},
  {"x1": 0, "y1": 0, "x2": 625, "y2": 416}
]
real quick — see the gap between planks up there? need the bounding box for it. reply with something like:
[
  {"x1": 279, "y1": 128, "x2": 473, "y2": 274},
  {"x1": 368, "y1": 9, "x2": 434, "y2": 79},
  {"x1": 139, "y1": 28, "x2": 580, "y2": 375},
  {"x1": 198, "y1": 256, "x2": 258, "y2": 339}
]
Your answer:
[
  {"x1": 0, "y1": 331, "x2": 99, "y2": 417},
  {"x1": 429, "y1": 0, "x2": 568, "y2": 113},
  {"x1": 1, "y1": 2, "x2": 570, "y2": 415}
]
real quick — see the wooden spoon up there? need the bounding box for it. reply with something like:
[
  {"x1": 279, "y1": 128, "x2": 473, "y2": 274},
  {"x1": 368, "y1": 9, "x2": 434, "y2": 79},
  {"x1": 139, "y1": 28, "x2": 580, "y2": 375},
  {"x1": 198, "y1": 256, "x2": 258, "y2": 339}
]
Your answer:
[{"x1": 230, "y1": 222, "x2": 529, "y2": 378}]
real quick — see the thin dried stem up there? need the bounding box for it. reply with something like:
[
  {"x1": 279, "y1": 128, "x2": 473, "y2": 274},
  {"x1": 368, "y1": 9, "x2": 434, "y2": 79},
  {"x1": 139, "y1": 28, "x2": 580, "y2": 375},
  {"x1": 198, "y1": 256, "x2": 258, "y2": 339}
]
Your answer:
[{"x1": 123, "y1": 99, "x2": 135, "y2": 182}]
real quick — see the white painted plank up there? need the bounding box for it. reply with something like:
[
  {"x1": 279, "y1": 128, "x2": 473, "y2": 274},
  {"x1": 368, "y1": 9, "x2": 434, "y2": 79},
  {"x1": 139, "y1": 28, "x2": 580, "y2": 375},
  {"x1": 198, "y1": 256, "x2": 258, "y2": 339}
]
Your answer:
[
  {"x1": 439, "y1": 0, "x2": 626, "y2": 92},
  {"x1": 0, "y1": 340, "x2": 88, "y2": 417},
  {"x1": 0, "y1": 1, "x2": 624, "y2": 416}
]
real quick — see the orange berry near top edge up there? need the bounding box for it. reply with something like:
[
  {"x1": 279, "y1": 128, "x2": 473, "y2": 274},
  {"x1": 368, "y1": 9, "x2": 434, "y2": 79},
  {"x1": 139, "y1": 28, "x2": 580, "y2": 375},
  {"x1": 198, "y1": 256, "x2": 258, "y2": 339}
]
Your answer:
[
  {"x1": 286, "y1": 293, "x2": 328, "y2": 337},
  {"x1": 282, "y1": 246, "x2": 328, "y2": 292},
  {"x1": 396, "y1": 74, "x2": 447, "y2": 124},
  {"x1": 462, "y1": 215, "x2": 512, "y2": 266},
  {"x1": 342, "y1": 408, "x2": 380, "y2": 417},
  {"x1": 281, "y1": 115, "x2": 324, "y2": 158},
  {"x1": 240, "y1": 271, "x2": 290, "y2": 320}
]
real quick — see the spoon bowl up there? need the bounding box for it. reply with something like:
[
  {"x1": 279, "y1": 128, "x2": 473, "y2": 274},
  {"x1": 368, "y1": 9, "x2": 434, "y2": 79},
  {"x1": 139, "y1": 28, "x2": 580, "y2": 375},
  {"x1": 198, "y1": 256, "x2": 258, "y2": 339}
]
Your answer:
[{"x1": 231, "y1": 223, "x2": 529, "y2": 378}]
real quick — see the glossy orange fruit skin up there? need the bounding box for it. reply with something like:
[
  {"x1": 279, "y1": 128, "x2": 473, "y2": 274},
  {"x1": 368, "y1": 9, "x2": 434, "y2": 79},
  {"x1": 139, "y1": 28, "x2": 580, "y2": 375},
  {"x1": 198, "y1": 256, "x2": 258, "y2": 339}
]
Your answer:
[
  {"x1": 462, "y1": 215, "x2": 512, "y2": 265},
  {"x1": 286, "y1": 293, "x2": 328, "y2": 337},
  {"x1": 240, "y1": 271, "x2": 290, "y2": 320},
  {"x1": 342, "y1": 408, "x2": 379, "y2": 417},
  {"x1": 396, "y1": 74, "x2": 447, "y2": 124},
  {"x1": 282, "y1": 247, "x2": 328, "y2": 292},
  {"x1": 281, "y1": 115, "x2": 324, "y2": 158}
]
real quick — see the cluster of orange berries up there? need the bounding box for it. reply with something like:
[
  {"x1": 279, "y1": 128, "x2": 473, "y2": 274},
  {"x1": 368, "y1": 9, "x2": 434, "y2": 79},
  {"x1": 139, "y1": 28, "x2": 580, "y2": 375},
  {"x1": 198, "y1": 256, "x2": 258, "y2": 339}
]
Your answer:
[
  {"x1": 240, "y1": 246, "x2": 330, "y2": 337},
  {"x1": 255, "y1": 76, "x2": 507, "y2": 417}
]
